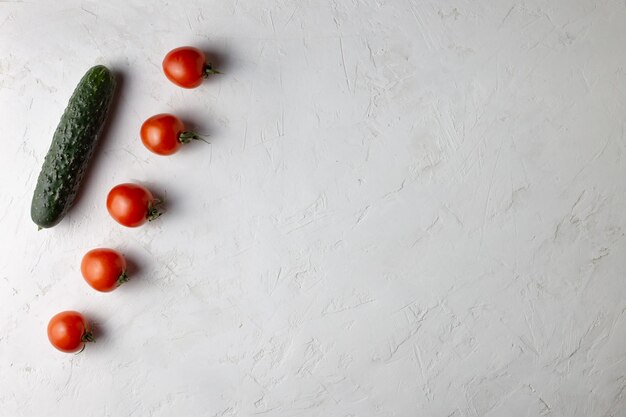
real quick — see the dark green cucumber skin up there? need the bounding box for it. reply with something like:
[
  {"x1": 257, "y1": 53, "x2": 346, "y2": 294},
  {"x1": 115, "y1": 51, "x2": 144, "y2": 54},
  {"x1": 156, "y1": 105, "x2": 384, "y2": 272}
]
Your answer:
[{"x1": 31, "y1": 65, "x2": 116, "y2": 228}]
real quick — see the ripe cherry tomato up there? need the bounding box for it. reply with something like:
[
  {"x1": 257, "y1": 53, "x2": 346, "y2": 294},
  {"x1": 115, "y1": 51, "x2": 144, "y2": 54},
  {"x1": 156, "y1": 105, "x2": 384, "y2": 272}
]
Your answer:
[
  {"x1": 81, "y1": 248, "x2": 128, "y2": 292},
  {"x1": 47, "y1": 311, "x2": 93, "y2": 353},
  {"x1": 106, "y1": 183, "x2": 161, "y2": 227},
  {"x1": 140, "y1": 113, "x2": 204, "y2": 155},
  {"x1": 162, "y1": 46, "x2": 219, "y2": 88}
]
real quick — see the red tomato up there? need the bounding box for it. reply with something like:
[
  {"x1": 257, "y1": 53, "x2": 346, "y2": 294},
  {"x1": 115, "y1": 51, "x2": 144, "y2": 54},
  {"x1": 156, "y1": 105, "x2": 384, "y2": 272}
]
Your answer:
[
  {"x1": 81, "y1": 248, "x2": 128, "y2": 292},
  {"x1": 162, "y1": 46, "x2": 219, "y2": 88},
  {"x1": 47, "y1": 311, "x2": 93, "y2": 353},
  {"x1": 141, "y1": 114, "x2": 184, "y2": 155},
  {"x1": 106, "y1": 183, "x2": 161, "y2": 227}
]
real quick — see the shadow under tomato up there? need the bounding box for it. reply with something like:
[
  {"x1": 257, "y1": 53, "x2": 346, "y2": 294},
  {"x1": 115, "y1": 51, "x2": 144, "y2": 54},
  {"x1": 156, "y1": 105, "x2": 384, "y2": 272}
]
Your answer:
[
  {"x1": 176, "y1": 115, "x2": 214, "y2": 154},
  {"x1": 124, "y1": 255, "x2": 141, "y2": 280},
  {"x1": 200, "y1": 46, "x2": 231, "y2": 76},
  {"x1": 119, "y1": 251, "x2": 142, "y2": 289},
  {"x1": 82, "y1": 312, "x2": 107, "y2": 345}
]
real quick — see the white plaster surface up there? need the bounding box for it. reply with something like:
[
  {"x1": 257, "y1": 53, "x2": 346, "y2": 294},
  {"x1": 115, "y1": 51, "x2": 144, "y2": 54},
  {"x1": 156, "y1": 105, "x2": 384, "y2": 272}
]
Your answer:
[{"x1": 1, "y1": 0, "x2": 626, "y2": 416}]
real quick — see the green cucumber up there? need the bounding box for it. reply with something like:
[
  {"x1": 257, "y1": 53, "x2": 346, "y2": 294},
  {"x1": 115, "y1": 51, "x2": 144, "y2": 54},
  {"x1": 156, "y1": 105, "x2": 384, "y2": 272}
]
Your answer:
[{"x1": 31, "y1": 65, "x2": 116, "y2": 228}]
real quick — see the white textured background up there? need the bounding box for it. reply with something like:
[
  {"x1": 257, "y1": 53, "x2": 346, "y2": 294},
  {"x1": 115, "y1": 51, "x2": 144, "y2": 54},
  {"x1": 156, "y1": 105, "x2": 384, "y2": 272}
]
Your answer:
[{"x1": 1, "y1": 0, "x2": 625, "y2": 416}]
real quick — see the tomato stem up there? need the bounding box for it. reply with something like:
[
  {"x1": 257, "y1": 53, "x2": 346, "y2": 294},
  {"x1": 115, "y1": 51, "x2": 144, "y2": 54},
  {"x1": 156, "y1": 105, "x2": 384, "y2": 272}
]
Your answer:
[
  {"x1": 147, "y1": 199, "x2": 163, "y2": 222},
  {"x1": 82, "y1": 331, "x2": 95, "y2": 343},
  {"x1": 179, "y1": 131, "x2": 209, "y2": 145},
  {"x1": 203, "y1": 63, "x2": 221, "y2": 77},
  {"x1": 117, "y1": 271, "x2": 129, "y2": 286},
  {"x1": 76, "y1": 331, "x2": 95, "y2": 354}
]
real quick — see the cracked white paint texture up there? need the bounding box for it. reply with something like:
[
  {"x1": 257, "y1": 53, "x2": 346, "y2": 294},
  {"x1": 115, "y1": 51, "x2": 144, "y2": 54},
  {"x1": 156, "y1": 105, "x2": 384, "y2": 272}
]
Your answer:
[{"x1": 0, "y1": 0, "x2": 625, "y2": 416}]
